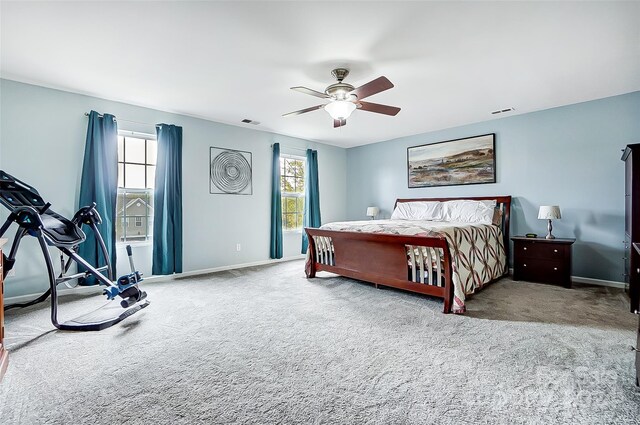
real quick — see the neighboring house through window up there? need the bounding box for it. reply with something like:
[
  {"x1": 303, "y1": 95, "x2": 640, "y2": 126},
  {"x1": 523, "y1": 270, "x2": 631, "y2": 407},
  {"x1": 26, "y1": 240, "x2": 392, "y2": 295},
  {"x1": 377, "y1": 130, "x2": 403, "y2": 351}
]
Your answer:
[
  {"x1": 280, "y1": 155, "x2": 305, "y2": 230},
  {"x1": 116, "y1": 133, "x2": 157, "y2": 242}
]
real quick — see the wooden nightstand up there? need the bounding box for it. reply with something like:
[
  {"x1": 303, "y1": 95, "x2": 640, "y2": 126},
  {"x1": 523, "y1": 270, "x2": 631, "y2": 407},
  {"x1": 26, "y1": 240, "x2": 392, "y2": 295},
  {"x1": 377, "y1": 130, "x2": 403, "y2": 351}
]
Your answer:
[{"x1": 511, "y1": 236, "x2": 575, "y2": 288}]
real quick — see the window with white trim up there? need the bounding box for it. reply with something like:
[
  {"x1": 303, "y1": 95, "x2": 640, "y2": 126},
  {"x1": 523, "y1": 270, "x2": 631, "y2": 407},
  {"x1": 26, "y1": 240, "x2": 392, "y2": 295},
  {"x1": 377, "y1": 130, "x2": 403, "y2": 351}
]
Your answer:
[
  {"x1": 116, "y1": 133, "x2": 157, "y2": 242},
  {"x1": 280, "y1": 155, "x2": 305, "y2": 230}
]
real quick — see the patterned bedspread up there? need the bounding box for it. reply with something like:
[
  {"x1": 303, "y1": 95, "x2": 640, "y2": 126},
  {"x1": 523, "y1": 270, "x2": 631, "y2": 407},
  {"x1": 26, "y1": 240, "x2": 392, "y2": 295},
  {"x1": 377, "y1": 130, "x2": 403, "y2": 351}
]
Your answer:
[{"x1": 319, "y1": 220, "x2": 507, "y2": 313}]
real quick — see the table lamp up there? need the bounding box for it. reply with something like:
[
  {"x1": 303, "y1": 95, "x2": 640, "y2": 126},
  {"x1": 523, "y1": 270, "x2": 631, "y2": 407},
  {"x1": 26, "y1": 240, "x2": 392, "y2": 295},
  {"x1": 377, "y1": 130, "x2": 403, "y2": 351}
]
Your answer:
[
  {"x1": 538, "y1": 205, "x2": 561, "y2": 239},
  {"x1": 366, "y1": 206, "x2": 379, "y2": 220}
]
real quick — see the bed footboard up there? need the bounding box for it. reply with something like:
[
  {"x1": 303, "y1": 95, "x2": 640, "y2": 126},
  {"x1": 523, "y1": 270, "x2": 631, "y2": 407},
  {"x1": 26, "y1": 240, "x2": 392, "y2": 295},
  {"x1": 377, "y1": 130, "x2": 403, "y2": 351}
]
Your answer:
[{"x1": 305, "y1": 228, "x2": 453, "y2": 313}]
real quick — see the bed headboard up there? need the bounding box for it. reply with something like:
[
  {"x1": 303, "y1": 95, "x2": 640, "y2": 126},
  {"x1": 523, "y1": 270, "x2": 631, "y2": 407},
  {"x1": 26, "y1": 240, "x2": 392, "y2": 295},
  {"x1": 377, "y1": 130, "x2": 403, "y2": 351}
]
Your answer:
[{"x1": 394, "y1": 196, "x2": 512, "y2": 260}]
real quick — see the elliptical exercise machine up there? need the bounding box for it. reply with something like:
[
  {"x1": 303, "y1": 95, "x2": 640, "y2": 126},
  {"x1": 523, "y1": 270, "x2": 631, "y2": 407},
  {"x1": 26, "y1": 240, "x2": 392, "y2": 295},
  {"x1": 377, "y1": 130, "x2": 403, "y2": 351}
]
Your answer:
[{"x1": 0, "y1": 170, "x2": 149, "y2": 331}]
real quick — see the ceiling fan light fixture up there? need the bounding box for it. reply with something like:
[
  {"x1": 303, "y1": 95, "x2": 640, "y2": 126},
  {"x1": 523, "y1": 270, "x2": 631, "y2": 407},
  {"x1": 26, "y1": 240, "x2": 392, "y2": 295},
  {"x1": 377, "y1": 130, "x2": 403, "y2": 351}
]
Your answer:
[
  {"x1": 283, "y1": 70, "x2": 399, "y2": 126},
  {"x1": 324, "y1": 100, "x2": 356, "y2": 120}
]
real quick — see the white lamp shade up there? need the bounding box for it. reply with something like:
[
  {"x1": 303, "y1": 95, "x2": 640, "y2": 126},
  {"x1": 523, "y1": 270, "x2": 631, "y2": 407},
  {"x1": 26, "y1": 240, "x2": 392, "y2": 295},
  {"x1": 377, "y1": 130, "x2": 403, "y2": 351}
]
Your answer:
[
  {"x1": 538, "y1": 205, "x2": 561, "y2": 220},
  {"x1": 366, "y1": 206, "x2": 379, "y2": 217},
  {"x1": 324, "y1": 101, "x2": 356, "y2": 120}
]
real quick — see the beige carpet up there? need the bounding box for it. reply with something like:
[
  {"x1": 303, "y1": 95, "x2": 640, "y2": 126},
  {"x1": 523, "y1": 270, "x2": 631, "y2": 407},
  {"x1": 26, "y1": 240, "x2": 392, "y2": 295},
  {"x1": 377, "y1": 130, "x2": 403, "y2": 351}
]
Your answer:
[{"x1": 1, "y1": 259, "x2": 638, "y2": 424}]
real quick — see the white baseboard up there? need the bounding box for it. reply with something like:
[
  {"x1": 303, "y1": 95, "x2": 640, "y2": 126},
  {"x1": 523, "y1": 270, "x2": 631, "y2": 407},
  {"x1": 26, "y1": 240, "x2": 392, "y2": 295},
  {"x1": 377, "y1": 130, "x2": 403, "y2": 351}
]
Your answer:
[
  {"x1": 571, "y1": 276, "x2": 626, "y2": 289},
  {"x1": 4, "y1": 255, "x2": 306, "y2": 304},
  {"x1": 144, "y1": 255, "x2": 306, "y2": 283},
  {"x1": 508, "y1": 268, "x2": 625, "y2": 289},
  {"x1": 5, "y1": 285, "x2": 104, "y2": 305}
]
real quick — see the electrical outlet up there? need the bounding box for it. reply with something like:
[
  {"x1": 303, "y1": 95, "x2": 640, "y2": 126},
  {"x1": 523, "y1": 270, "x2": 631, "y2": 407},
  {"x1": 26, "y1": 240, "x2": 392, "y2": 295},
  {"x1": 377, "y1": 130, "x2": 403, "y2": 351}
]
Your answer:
[{"x1": 236, "y1": 243, "x2": 241, "y2": 252}]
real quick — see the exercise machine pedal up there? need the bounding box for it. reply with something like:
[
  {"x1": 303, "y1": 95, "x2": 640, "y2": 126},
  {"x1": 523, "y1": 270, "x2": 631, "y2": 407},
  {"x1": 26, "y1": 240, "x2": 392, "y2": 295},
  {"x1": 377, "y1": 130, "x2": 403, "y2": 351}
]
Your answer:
[{"x1": 58, "y1": 299, "x2": 150, "y2": 331}]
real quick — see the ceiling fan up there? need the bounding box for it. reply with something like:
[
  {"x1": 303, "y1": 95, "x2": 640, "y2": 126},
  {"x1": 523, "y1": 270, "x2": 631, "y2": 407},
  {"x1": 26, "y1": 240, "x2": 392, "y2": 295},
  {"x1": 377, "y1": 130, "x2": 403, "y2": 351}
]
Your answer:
[{"x1": 282, "y1": 68, "x2": 401, "y2": 128}]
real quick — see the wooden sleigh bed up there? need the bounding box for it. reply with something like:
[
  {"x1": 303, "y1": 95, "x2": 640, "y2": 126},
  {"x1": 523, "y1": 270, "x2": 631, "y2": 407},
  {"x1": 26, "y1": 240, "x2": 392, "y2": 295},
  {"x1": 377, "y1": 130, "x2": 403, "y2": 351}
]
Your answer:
[{"x1": 304, "y1": 196, "x2": 511, "y2": 313}]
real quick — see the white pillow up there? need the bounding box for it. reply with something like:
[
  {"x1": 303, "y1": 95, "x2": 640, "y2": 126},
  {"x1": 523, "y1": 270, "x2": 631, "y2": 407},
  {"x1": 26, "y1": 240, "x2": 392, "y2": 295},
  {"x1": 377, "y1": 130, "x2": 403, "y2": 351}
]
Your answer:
[
  {"x1": 391, "y1": 201, "x2": 444, "y2": 221},
  {"x1": 442, "y1": 200, "x2": 497, "y2": 224}
]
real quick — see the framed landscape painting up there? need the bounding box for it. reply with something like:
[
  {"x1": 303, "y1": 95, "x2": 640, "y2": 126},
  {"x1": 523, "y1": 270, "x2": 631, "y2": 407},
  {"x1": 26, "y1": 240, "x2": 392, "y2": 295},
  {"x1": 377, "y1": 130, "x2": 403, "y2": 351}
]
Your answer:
[{"x1": 407, "y1": 134, "x2": 496, "y2": 188}]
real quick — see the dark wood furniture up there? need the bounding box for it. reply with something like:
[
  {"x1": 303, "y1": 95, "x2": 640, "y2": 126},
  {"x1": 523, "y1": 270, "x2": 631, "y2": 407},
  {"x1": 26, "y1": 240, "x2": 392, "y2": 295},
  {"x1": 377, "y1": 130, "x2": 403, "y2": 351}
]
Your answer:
[
  {"x1": 637, "y1": 315, "x2": 640, "y2": 386},
  {"x1": 622, "y1": 144, "x2": 640, "y2": 314},
  {"x1": 0, "y1": 238, "x2": 7, "y2": 381},
  {"x1": 624, "y1": 145, "x2": 640, "y2": 387},
  {"x1": 632, "y1": 243, "x2": 640, "y2": 386},
  {"x1": 305, "y1": 196, "x2": 511, "y2": 313},
  {"x1": 511, "y1": 236, "x2": 575, "y2": 288}
]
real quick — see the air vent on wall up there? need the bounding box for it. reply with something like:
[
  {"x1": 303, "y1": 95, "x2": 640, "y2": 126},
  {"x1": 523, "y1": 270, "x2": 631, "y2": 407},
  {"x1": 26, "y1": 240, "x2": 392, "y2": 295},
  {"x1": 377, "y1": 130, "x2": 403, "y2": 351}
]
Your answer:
[
  {"x1": 241, "y1": 119, "x2": 260, "y2": 125},
  {"x1": 490, "y1": 107, "x2": 515, "y2": 115}
]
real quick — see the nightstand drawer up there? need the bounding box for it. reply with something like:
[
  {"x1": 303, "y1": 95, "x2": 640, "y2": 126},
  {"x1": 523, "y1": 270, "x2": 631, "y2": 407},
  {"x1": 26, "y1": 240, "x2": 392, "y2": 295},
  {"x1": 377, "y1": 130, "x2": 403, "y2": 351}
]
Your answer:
[
  {"x1": 515, "y1": 241, "x2": 567, "y2": 260},
  {"x1": 516, "y1": 258, "x2": 568, "y2": 286},
  {"x1": 519, "y1": 258, "x2": 567, "y2": 279}
]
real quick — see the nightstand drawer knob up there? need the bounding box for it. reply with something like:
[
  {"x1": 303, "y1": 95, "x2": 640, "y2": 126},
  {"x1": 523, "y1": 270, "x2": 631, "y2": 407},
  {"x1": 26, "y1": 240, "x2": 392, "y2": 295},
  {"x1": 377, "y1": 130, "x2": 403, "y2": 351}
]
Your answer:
[
  {"x1": 523, "y1": 247, "x2": 527, "y2": 251},
  {"x1": 523, "y1": 264, "x2": 527, "y2": 267},
  {"x1": 554, "y1": 249, "x2": 558, "y2": 253},
  {"x1": 553, "y1": 267, "x2": 558, "y2": 271}
]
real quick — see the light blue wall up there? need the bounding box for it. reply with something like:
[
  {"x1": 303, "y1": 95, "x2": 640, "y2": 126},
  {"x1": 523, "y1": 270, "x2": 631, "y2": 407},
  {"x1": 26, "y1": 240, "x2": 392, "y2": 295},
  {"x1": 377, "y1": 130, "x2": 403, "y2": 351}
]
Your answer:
[
  {"x1": 346, "y1": 91, "x2": 640, "y2": 282},
  {"x1": 0, "y1": 79, "x2": 347, "y2": 298},
  {"x1": 1, "y1": 79, "x2": 637, "y2": 295}
]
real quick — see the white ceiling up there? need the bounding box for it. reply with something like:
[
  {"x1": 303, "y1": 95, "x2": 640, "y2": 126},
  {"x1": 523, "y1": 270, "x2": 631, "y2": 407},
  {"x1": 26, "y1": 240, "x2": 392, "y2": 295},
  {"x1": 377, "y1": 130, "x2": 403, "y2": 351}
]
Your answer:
[{"x1": 1, "y1": 1, "x2": 639, "y2": 148}]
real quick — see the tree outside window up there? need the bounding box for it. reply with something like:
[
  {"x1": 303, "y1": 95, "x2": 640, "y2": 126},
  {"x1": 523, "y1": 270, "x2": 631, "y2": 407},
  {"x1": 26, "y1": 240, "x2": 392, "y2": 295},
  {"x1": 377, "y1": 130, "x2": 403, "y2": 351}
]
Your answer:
[{"x1": 280, "y1": 155, "x2": 305, "y2": 230}]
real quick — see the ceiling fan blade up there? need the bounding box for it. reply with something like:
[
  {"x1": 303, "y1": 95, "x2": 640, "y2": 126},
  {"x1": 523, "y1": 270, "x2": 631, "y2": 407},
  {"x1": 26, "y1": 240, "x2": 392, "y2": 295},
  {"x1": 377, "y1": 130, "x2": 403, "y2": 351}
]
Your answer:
[
  {"x1": 291, "y1": 86, "x2": 330, "y2": 99},
  {"x1": 358, "y1": 101, "x2": 401, "y2": 116},
  {"x1": 333, "y1": 119, "x2": 347, "y2": 128},
  {"x1": 282, "y1": 104, "x2": 325, "y2": 117},
  {"x1": 350, "y1": 76, "x2": 394, "y2": 100}
]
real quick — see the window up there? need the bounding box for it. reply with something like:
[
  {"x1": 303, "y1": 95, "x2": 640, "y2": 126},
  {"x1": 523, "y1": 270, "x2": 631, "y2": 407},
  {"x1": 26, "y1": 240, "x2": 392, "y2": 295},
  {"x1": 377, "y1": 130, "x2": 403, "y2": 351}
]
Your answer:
[
  {"x1": 116, "y1": 133, "x2": 157, "y2": 242},
  {"x1": 280, "y1": 155, "x2": 305, "y2": 230}
]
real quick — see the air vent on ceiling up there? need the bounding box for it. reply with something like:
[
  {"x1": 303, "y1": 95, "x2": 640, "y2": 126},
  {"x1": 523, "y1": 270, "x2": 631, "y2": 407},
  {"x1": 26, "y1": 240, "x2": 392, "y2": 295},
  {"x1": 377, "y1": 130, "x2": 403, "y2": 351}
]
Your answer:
[
  {"x1": 241, "y1": 119, "x2": 260, "y2": 125},
  {"x1": 490, "y1": 107, "x2": 515, "y2": 115}
]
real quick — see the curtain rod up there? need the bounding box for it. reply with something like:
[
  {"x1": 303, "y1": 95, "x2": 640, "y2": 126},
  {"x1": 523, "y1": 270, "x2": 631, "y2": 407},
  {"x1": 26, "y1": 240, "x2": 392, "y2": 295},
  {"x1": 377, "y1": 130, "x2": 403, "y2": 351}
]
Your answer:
[
  {"x1": 270, "y1": 143, "x2": 309, "y2": 153},
  {"x1": 84, "y1": 112, "x2": 159, "y2": 128}
]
